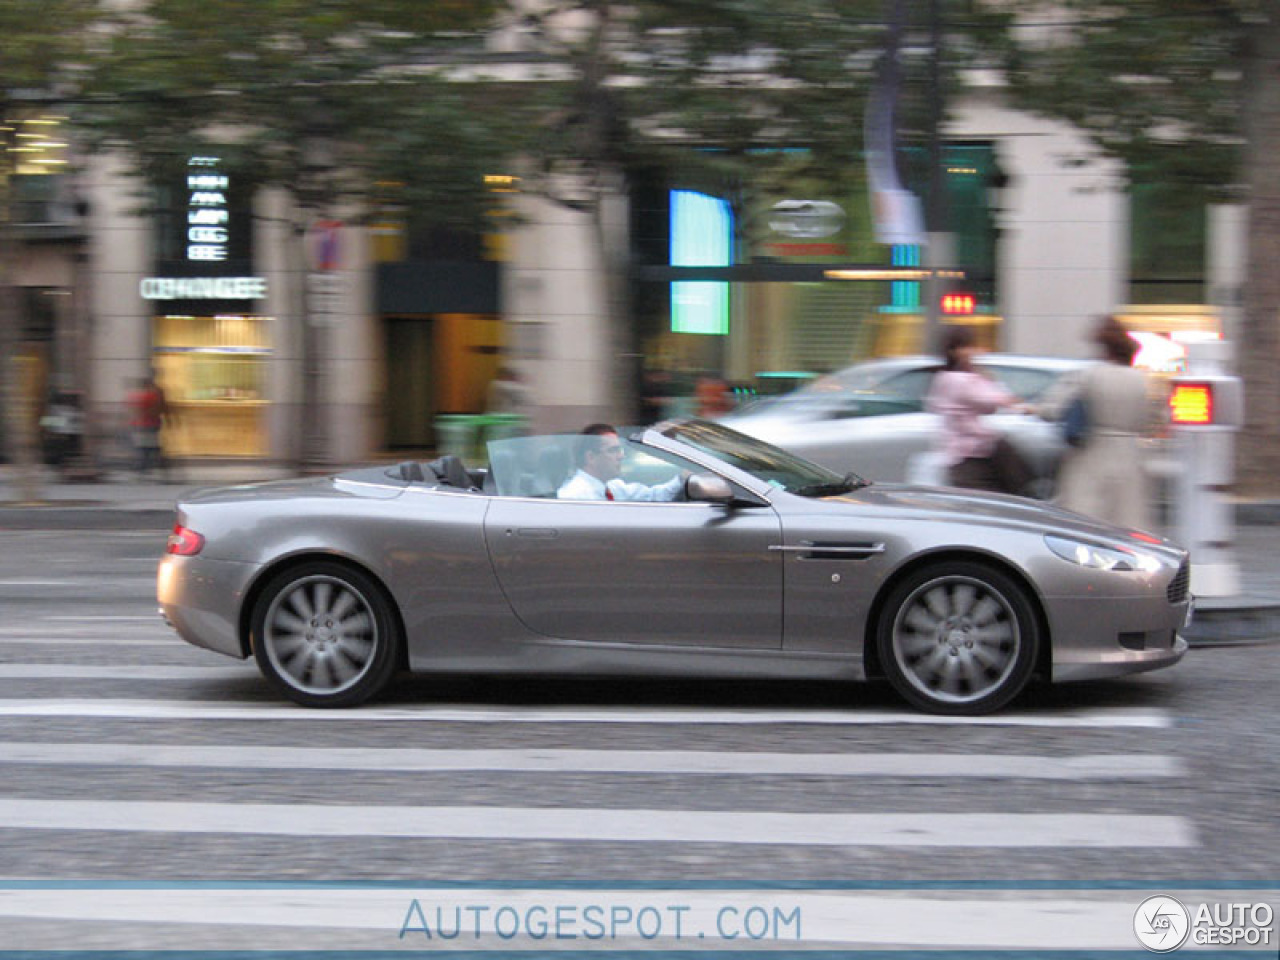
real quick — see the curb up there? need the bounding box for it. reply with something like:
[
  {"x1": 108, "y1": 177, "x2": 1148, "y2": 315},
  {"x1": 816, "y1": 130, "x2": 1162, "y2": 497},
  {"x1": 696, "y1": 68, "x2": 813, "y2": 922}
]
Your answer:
[
  {"x1": 0, "y1": 507, "x2": 173, "y2": 531},
  {"x1": 1183, "y1": 601, "x2": 1280, "y2": 646},
  {"x1": 1233, "y1": 501, "x2": 1280, "y2": 526}
]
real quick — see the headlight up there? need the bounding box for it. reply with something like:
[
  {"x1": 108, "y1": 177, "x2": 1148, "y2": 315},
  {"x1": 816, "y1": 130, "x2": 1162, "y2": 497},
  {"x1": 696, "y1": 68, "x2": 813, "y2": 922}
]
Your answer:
[{"x1": 1045, "y1": 535, "x2": 1162, "y2": 573}]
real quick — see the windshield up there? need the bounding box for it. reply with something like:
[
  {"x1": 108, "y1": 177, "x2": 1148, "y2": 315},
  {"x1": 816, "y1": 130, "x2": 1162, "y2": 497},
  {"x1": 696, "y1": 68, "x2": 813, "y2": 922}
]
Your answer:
[{"x1": 660, "y1": 420, "x2": 865, "y2": 496}]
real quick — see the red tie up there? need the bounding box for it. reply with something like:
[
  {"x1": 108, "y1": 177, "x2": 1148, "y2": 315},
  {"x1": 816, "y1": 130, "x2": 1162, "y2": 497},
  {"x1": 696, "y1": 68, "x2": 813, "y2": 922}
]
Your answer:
[{"x1": 605, "y1": 487, "x2": 615, "y2": 500}]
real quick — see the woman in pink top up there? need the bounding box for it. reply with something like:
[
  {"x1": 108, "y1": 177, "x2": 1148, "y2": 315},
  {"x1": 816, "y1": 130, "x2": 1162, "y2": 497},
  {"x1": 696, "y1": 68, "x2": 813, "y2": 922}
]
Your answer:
[{"x1": 925, "y1": 326, "x2": 1031, "y2": 493}]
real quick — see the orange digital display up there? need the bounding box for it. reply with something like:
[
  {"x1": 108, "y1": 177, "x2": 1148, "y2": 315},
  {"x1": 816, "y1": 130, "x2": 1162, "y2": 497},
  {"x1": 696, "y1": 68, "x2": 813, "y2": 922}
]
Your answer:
[
  {"x1": 1170, "y1": 382, "x2": 1213, "y2": 425},
  {"x1": 941, "y1": 294, "x2": 975, "y2": 315}
]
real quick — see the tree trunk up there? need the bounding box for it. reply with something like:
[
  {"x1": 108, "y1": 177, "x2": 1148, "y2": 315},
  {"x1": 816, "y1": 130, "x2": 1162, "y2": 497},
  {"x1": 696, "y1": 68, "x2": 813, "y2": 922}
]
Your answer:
[
  {"x1": 593, "y1": 182, "x2": 637, "y2": 423},
  {"x1": 0, "y1": 128, "x2": 42, "y2": 503},
  {"x1": 1239, "y1": 6, "x2": 1280, "y2": 494}
]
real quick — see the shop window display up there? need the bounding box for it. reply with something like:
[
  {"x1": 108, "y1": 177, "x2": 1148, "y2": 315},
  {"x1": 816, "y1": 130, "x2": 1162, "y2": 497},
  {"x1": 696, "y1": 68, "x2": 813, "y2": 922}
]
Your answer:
[{"x1": 152, "y1": 314, "x2": 270, "y2": 457}]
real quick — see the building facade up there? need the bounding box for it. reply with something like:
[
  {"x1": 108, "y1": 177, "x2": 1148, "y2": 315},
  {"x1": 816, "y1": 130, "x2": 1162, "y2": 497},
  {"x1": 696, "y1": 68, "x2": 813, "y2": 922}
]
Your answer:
[{"x1": 7, "y1": 85, "x2": 1240, "y2": 469}]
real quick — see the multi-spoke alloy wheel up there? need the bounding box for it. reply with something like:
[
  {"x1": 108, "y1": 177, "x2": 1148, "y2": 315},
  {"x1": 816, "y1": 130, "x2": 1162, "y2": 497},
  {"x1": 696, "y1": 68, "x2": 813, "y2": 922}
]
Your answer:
[
  {"x1": 877, "y1": 561, "x2": 1039, "y2": 714},
  {"x1": 250, "y1": 561, "x2": 400, "y2": 707}
]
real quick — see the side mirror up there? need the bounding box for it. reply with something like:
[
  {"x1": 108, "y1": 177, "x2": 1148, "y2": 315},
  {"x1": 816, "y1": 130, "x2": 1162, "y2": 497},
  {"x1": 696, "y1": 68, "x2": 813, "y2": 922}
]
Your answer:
[{"x1": 686, "y1": 472, "x2": 735, "y2": 504}]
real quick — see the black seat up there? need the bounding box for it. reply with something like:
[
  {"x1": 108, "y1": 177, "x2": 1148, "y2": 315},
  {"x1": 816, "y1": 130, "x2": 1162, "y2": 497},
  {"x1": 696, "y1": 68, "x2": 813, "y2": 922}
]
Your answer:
[
  {"x1": 397, "y1": 461, "x2": 426, "y2": 482},
  {"x1": 426, "y1": 455, "x2": 477, "y2": 491}
]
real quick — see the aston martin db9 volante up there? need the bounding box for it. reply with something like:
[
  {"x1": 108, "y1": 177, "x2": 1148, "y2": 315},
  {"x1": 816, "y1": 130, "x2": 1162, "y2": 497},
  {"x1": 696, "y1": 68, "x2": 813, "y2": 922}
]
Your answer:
[{"x1": 158, "y1": 420, "x2": 1190, "y2": 715}]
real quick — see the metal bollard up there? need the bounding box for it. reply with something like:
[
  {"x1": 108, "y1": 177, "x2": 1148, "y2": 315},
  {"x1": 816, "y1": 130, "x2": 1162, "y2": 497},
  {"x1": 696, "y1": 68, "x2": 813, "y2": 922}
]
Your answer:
[{"x1": 1168, "y1": 340, "x2": 1243, "y2": 597}]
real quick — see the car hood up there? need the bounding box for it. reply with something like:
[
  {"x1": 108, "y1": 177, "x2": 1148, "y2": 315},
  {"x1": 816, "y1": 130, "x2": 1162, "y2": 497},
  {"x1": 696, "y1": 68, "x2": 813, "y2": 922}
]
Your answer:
[
  {"x1": 815, "y1": 483, "x2": 1184, "y2": 555},
  {"x1": 721, "y1": 404, "x2": 841, "y2": 429}
]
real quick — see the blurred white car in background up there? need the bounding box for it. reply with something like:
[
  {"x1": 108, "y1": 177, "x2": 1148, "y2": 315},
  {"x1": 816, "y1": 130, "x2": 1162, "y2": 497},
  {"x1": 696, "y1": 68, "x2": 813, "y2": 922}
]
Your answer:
[{"x1": 720, "y1": 354, "x2": 1087, "y2": 496}]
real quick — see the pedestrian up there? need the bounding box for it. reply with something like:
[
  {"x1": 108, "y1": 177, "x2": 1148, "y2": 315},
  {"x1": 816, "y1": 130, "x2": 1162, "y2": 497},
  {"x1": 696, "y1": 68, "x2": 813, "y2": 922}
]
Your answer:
[
  {"x1": 694, "y1": 373, "x2": 732, "y2": 418},
  {"x1": 638, "y1": 367, "x2": 674, "y2": 425},
  {"x1": 1040, "y1": 315, "x2": 1159, "y2": 531},
  {"x1": 925, "y1": 325, "x2": 1033, "y2": 494},
  {"x1": 39, "y1": 390, "x2": 84, "y2": 477},
  {"x1": 128, "y1": 376, "x2": 171, "y2": 479},
  {"x1": 486, "y1": 365, "x2": 530, "y2": 417}
]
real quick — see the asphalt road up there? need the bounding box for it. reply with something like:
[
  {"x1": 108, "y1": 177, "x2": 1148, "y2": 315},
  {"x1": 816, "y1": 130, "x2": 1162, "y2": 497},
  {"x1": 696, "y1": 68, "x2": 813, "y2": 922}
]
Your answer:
[{"x1": 0, "y1": 527, "x2": 1277, "y2": 952}]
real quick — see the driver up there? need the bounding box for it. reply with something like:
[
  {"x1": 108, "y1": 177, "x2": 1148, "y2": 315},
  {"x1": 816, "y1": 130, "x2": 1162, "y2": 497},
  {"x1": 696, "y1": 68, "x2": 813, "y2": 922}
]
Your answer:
[{"x1": 556, "y1": 423, "x2": 685, "y2": 501}]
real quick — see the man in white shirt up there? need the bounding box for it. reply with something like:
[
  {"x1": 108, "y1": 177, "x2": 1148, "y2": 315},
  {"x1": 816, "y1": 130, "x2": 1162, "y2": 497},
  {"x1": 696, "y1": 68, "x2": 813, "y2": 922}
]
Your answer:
[{"x1": 556, "y1": 424, "x2": 685, "y2": 501}]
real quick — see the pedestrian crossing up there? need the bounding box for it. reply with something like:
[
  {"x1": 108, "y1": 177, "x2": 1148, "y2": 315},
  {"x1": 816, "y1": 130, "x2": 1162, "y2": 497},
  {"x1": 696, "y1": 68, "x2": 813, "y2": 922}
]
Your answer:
[
  {"x1": 0, "y1": 695, "x2": 1177, "y2": 726},
  {"x1": 0, "y1": 624, "x2": 1198, "y2": 952}
]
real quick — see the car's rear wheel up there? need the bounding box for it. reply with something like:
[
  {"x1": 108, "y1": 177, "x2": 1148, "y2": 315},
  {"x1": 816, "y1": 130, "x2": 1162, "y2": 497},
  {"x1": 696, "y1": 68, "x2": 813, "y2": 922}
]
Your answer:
[
  {"x1": 877, "y1": 561, "x2": 1039, "y2": 715},
  {"x1": 250, "y1": 561, "x2": 400, "y2": 708}
]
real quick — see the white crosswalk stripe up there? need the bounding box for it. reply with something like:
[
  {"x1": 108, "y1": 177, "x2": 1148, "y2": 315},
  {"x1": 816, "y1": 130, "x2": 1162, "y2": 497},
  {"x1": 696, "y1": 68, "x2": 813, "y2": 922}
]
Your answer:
[
  {"x1": 0, "y1": 696, "x2": 1176, "y2": 726},
  {"x1": 0, "y1": 627, "x2": 1198, "y2": 951},
  {"x1": 0, "y1": 797, "x2": 1194, "y2": 847},
  {"x1": 0, "y1": 636, "x2": 175, "y2": 646},
  {"x1": 0, "y1": 665, "x2": 251, "y2": 680},
  {"x1": 0, "y1": 742, "x2": 1185, "y2": 778}
]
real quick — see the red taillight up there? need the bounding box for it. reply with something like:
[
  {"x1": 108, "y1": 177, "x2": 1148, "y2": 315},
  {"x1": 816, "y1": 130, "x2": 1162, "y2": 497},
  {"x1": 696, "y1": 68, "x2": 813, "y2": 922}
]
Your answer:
[{"x1": 166, "y1": 523, "x2": 205, "y2": 556}]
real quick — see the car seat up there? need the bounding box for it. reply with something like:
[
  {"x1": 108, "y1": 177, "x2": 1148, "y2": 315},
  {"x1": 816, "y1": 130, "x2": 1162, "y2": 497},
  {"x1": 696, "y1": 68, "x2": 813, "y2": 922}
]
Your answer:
[{"x1": 426, "y1": 455, "x2": 477, "y2": 491}]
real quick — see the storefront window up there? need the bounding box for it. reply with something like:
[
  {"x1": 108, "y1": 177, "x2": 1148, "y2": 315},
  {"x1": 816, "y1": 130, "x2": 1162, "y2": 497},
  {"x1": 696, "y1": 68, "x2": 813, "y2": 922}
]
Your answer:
[{"x1": 152, "y1": 314, "x2": 270, "y2": 457}]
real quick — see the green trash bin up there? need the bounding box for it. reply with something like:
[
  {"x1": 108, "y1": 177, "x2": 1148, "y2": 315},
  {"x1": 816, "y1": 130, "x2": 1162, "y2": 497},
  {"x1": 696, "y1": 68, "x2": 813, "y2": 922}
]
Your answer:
[
  {"x1": 433, "y1": 414, "x2": 480, "y2": 461},
  {"x1": 481, "y1": 413, "x2": 528, "y2": 445}
]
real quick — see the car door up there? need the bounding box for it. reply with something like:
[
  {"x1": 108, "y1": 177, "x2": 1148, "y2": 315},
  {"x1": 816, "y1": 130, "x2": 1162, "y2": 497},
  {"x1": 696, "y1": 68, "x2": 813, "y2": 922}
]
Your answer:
[{"x1": 483, "y1": 495, "x2": 783, "y2": 649}]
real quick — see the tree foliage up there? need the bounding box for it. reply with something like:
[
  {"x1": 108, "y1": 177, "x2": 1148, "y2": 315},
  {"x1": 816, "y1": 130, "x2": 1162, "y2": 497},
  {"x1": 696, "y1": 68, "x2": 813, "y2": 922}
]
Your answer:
[
  {"x1": 79, "y1": 0, "x2": 516, "y2": 230},
  {"x1": 997, "y1": 0, "x2": 1251, "y2": 195},
  {"x1": 991, "y1": 0, "x2": 1280, "y2": 490},
  {"x1": 507, "y1": 0, "x2": 902, "y2": 209},
  {"x1": 1, "y1": 0, "x2": 107, "y2": 492}
]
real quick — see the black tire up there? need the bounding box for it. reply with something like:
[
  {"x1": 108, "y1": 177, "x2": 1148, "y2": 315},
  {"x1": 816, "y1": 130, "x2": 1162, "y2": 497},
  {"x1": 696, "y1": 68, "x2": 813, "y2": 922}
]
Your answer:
[
  {"x1": 249, "y1": 560, "x2": 400, "y2": 708},
  {"x1": 876, "y1": 560, "x2": 1039, "y2": 715}
]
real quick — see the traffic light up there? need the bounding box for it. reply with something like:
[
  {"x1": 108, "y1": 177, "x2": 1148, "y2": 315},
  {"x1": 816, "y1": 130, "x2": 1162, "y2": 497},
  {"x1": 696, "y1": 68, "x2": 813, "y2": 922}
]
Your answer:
[
  {"x1": 941, "y1": 293, "x2": 976, "y2": 315},
  {"x1": 1169, "y1": 382, "x2": 1213, "y2": 425}
]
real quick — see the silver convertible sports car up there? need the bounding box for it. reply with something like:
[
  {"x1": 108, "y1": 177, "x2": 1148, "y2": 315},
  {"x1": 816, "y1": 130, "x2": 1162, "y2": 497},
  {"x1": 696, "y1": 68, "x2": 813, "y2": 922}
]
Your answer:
[{"x1": 158, "y1": 420, "x2": 1191, "y2": 715}]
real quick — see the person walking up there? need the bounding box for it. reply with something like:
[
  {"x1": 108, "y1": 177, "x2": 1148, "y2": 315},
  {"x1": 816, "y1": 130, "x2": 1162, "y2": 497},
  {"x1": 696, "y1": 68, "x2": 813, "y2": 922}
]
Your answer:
[
  {"x1": 128, "y1": 375, "x2": 171, "y2": 479},
  {"x1": 486, "y1": 366, "x2": 530, "y2": 418},
  {"x1": 1044, "y1": 315, "x2": 1159, "y2": 531},
  {"x1": 925, "y1": 325, "x2": 1031, "y2": 494}
]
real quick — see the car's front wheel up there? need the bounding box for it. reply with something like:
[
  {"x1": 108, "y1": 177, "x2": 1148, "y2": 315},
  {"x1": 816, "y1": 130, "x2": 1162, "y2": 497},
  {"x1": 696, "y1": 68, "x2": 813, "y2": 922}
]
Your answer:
[
  {"x1": 250, "y1": 561, "x2": 400, "y2": 708},
  {"x1": 877, "y1": 561, "x2": 1039, "y2": 715}
]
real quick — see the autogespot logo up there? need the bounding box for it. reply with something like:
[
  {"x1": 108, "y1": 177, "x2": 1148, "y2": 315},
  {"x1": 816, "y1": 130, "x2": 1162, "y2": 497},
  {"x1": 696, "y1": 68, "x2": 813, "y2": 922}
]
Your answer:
[{"x1": 1134, "y1": 896, "x2": 1191, "y2": 952}]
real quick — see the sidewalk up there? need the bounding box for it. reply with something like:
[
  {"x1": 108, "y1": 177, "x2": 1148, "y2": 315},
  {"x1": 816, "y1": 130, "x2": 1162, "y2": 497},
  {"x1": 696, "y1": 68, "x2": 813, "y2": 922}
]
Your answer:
[
  {"x1": 0, "y1": 463, "x2": 292, "y2": 527},
  {"x1": 2, "y1": 465, "x2": 1277, "y2": 644}
]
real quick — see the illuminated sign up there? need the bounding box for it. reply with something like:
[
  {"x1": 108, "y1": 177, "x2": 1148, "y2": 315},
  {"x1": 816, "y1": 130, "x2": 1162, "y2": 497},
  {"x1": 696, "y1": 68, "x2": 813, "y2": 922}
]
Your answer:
[
  {"x1": 140, "y1": 276, "x2": 267, "y2": 300},
  {"x1": 941, "y1": 293, "x2": 976, "y2": 315},
  {"x1": 670, "y1": 190, "x2": 731, "y2": 336},
  {"x1": 1169, "y1": 382, "x2": 1213, "y2": 425},
  {"x1": 768, "y1": 200, "x2": 845, "y2": 239},
  {"x1": 187, "y1": 156, "x2": 230, "y2": 262}
]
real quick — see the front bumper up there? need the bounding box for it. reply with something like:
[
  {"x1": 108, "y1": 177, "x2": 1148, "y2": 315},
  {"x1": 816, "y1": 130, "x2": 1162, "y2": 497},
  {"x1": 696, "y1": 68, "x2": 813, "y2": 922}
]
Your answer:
[
  {"x1": 1047, "y1": 592, "x2": 1192, "y2": 683},
  {"x1": 157, "y1": 554, "x2": 262, "y2": 659}
]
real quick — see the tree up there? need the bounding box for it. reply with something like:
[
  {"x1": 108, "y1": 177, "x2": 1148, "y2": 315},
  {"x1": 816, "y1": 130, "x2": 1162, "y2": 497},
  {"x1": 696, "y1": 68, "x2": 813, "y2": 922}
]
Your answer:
[
  {"x1": 991, "y1": 0, "x2": 1280, "y2": 492},
  {"x1": 79, "y1": 0, "x2": 518, "y2": 465},
  {"x1": 499, "y1": 0, "x2": 939, "y2": 414},
  {"x1": 0, "y1": 0, "x2": 103, "y2": 500}
]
